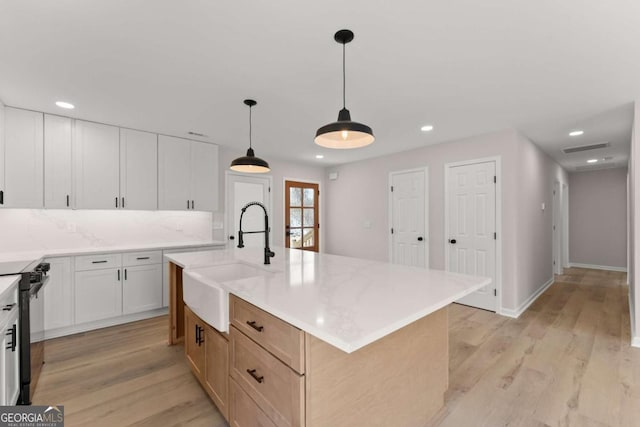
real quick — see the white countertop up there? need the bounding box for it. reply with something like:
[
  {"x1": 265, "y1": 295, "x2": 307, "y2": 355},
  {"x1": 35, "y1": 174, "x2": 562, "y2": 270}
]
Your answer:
[
  {"x1": 0, "y1": 240, "x2": 226, "y2": 275},
  {"x1": 0, "y1": 275, "x2": 20, "y2": 299},
  {"x1": 166, "y1": 247, "x2": 491, "y2": 353}
]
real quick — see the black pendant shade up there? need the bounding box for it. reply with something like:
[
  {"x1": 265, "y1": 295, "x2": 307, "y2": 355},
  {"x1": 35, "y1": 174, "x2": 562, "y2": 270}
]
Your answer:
[
  {"x1": 230, "y1": 99, "x2": 270, "y2": 173},
  {"x1": 315, "y1": 29, "x2": 374, "y2": 149}
]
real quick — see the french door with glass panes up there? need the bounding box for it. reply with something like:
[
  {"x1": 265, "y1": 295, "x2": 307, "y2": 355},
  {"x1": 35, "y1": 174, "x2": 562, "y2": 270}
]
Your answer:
[{"x1": 285, "y1": 180, "x2": 319, "y2": 252}]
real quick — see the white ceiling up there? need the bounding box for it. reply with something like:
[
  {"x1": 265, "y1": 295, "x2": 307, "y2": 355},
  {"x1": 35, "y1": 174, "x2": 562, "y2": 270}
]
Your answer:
[{"x1": 0, "y1": 1, "x2": 638, "y2": 170}]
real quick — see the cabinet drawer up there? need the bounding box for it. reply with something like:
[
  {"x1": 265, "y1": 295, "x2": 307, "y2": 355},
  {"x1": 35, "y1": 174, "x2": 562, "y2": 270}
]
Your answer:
[
  {"x1": 229, "y1": 377, "x2": 277, "y2": 427},
  {"x1": 230, "y1": 295, "x2": 304, "y2": 374},
  {"x1": 230, "y1": 326, "x2": 304, "y2": 427},
  {"x1": 122, "y1": 250, "x2": 162, "y2": 266},
  {"x1": 75, "y1": 253, "x2": 122, "y2": 271},
  {"x1": 0, "y1": 280, "x2": 18, "y2": 311}
]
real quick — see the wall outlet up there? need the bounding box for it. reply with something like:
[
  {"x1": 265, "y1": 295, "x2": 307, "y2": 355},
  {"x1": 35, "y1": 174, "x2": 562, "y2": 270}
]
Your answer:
[{"x1": 363, "y1": 220, "x2": 372, "y2": 229}]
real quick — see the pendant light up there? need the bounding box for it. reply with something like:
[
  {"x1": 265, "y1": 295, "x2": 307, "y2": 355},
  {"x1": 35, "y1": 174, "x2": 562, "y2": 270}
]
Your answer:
[
  {"x1": 315, "y1": 29, "x2": 374, "y2": 149},
  {"x1": 230, "y1": 99, "x2": 270, "y2": 173}
]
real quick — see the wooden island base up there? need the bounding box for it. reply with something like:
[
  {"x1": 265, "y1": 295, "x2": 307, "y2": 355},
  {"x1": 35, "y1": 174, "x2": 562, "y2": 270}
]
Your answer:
[
  {"x1": 304, "y1": 308, "x2": 448, "y2": 426},
  {"x1": 168, "y1": 261, "x2": 449, "y2": 427}
]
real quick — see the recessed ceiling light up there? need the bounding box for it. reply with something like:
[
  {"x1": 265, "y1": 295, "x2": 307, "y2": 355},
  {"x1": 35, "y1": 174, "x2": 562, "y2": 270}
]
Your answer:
[
  {"x1": 569, "y1": 130, "x2": 584, "y2": 137},
  {"x1": 421, "y1": 125, "x2": 434, "y2": 132},
  {"x1": 587, "y1": 159, "x2": 598, "y2": 163},
  {"x1": 315, "y1": 155, "x2": 324, "y2": 159},
  {"x1": 55, "y1": 101, "x2": 75, "y2": 109}
]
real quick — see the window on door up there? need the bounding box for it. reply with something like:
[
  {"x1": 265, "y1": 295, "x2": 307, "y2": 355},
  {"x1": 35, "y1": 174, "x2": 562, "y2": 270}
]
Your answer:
[{"x1": 285, "y1": 180, "x2": 319, "y2": 252}]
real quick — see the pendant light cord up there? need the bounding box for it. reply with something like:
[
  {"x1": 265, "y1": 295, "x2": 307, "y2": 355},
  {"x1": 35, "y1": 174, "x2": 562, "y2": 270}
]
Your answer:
[
  {"x1": 342, "y1": 42, "x2": 346, "y2": 109},
  {"x1": 249, "y1": 105, "x2": 252, "y2": 149}
]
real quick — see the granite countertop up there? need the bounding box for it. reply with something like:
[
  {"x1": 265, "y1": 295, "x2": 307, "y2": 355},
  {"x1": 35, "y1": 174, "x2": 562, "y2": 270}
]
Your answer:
[{"x1": 166, "y1": 247, "x2": 491, "y2": 353}]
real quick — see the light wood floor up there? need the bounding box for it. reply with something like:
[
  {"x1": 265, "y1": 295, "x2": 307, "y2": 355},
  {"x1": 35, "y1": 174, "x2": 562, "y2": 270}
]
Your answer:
[{"x1": 33, "y1": 268, "x2": 640, "y2": 427}]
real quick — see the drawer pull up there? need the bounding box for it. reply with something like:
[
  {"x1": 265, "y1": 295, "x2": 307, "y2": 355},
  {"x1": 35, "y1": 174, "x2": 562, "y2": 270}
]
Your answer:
[
  {"x1": 92, "y1": 260, "x2": 108, "y2": 264},
  {"x1": 2, "y1": 304, "x2": 15, "y2": 311},
  {"x1": 246, "y1": 320, "x2": 264, "y2": 332},
  {"x1": 136, "y1": 257, "x2": 150, "y2": 260},
  {"x1": 247, "y1": 369, "x2": 264, "y2": 383}
]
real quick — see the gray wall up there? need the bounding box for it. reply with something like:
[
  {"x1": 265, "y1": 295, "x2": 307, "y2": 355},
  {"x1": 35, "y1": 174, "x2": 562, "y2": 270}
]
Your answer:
[
  {"x1": 515, "y1": 133, "x2": 568, "y2": 307},
  {"x1": 629, "y1": 102, "x2": 639, "y2": 346},
  {"x1": 323, "y1": 129, "x2": 567, "y2": 313},
  {"x1": 568, "y1": 167, "x2": 628, "y2": 269}
]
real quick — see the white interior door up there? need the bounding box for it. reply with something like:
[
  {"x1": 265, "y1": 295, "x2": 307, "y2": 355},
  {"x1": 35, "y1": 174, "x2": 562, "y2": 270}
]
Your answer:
[
  {"x1": 552, "y1": 181, "x2": 562, "y2": 275},
  {"x1": 446, "y1": 160, "x2": 496, "y2": 311},
  {"x1": 226, "y1": 173, "x2": 271, "y2": 248},
  {"x1": 390, "y1": 169, "x2": 428, "y2": 267}
]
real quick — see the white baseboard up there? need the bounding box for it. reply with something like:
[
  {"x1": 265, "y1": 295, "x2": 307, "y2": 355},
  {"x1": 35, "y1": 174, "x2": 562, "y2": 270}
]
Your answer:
[
  {"x1": 569, "y1": 262, "x2": 627, "y2": 272},
  {"x1": 632, "y1": 336, "x2": 640, "y2": 348},
  {"x1": 501, "y1": 277, "x2": 554, "y2": 319},
  {"x1": 42, "y1": 307, "x2": 168, "y2": 340}
]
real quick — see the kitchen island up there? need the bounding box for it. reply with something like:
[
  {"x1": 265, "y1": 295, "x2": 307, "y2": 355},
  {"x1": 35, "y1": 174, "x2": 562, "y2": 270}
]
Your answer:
[{"x1": 166, "y1": 247, "x2": 490, "y2": 427}]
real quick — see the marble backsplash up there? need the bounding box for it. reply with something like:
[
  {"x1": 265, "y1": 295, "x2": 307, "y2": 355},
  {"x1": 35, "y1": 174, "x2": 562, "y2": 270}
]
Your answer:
[{"x1": 0, "y1": 209, "x2": 224, "y2": 253}]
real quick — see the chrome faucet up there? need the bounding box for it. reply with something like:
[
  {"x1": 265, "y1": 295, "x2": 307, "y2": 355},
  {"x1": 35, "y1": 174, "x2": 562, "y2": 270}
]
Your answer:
[{"x1": 237, "y1": 201, "x2": 275, "y2": 265}]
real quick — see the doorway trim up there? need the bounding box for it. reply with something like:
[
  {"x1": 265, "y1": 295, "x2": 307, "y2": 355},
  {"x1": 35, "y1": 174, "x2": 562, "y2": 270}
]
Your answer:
[
  {"x1": 225, "y1": 170, "x2": 273, "y2": 248},
  {"x1": 444, "y1": 156, "x2": 502, "y2": 314},
  {"x1": 388, "y1": 167, "x2": 429, "y2": 268},
  {"x1": 282, "y1": 177, "x2": 323, "y2": 253}
]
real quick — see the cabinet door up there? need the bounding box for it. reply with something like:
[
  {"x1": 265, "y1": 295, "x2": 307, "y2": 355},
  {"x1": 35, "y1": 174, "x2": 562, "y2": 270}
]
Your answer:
[
  {"x1": 122, "y1": 264, "x2": 162, "y2": 314},
  {"x1": 74, "y1": 120, "x2": 120, "y2": 209},
  {"x1": 120, "y1": 128, "x2": 157, "y2": 210},
  {"x1": 3, "y1": 108, "x2": 43, "y2": 208},
  {"x1": 204, "y1": 324, "x2": 229, "y2": 421},
  {"x1": 190, "y1": 141, "x2": 219, "y2": 211},
  {"x1": 158, "y1": 135, "x2": 190, "y2": 210},
  {"x1": 43, "y1": 257, "x2": 74, "y2": 331},
  {"x1": 44, "y1": 115, "x2": 73, "y2": 208},
  {"x1": 75, "y1": 269, "x2": 123, "y2": 324},
  {"x1": 4, "y1": 312, "x2": 19, "y2": 405},
  {"x1": 184, "y1": 307, "x2": 205, "y2": 379}
]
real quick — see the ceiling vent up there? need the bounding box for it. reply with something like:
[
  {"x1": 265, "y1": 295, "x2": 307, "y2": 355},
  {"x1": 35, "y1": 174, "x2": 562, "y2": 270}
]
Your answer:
[{"x1": 562, "y1": 142, "x2": 610, "y2": 154}]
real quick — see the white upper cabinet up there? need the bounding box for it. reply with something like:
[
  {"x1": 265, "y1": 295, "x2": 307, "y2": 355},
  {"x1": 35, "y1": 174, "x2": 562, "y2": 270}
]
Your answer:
[
  {"x1": 190, "y1": 141, "x2": 218, "y2": 212},
  {"x1": 158, "y1": 135, "x2": 218, "y2": 211},
  {"x1": 44, "y1": 115, "x2": 73, "y2": 208},
  {"x1": 120, "y1": 128, "x2": 157, "y2": 210},
  {"x1": 158, "y1": 135, "x2": 192, "y2": 210},
  {"x1": 73, "y1": 120, "x2": 120, "y2": 209},
  {"x1": 3, "y1": 108, "x2": 44, "y2": 208}
]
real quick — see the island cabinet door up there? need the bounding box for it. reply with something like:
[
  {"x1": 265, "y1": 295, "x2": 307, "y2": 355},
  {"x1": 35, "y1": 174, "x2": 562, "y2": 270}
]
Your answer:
[
  {"x1": 203, "y1": 324, "x2": 229, "y2": 422},
  {"x1": 229, "y1": 378, "x2": 277, "y2": 427},
  {"x1": 184, "y1": 307, "x2": 205, "y2": 379}
]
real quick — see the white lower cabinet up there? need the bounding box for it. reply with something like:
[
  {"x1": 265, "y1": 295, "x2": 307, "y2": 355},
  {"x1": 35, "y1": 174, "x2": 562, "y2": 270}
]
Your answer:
[
  {"x1": 2, "y1": 310, "x2": 19, "y2": 405},
  {"x1": 122, "y1": 264, "x2": 162, "y2": 314},
  {"x1": 44, "y1": 257, "x2": 74, "y2": 331},
  {"x1": 0, "y1": 279, "x2": 19, "y2": 406},
  {"x1": 75, "y1": 268, "x2": 123, "y2": 324}
]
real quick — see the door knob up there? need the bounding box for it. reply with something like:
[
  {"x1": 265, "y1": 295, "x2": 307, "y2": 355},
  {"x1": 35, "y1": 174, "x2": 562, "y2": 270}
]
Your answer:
[
  {"x1": 417, "y1": 237, "x2": 424, "y2": 241},
  {"x1": 448, "y1": 239, "x2": 457, "y2": 244},
  {"x1": 229, "y1": 235, "x2": 235, "y2": 240}
]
